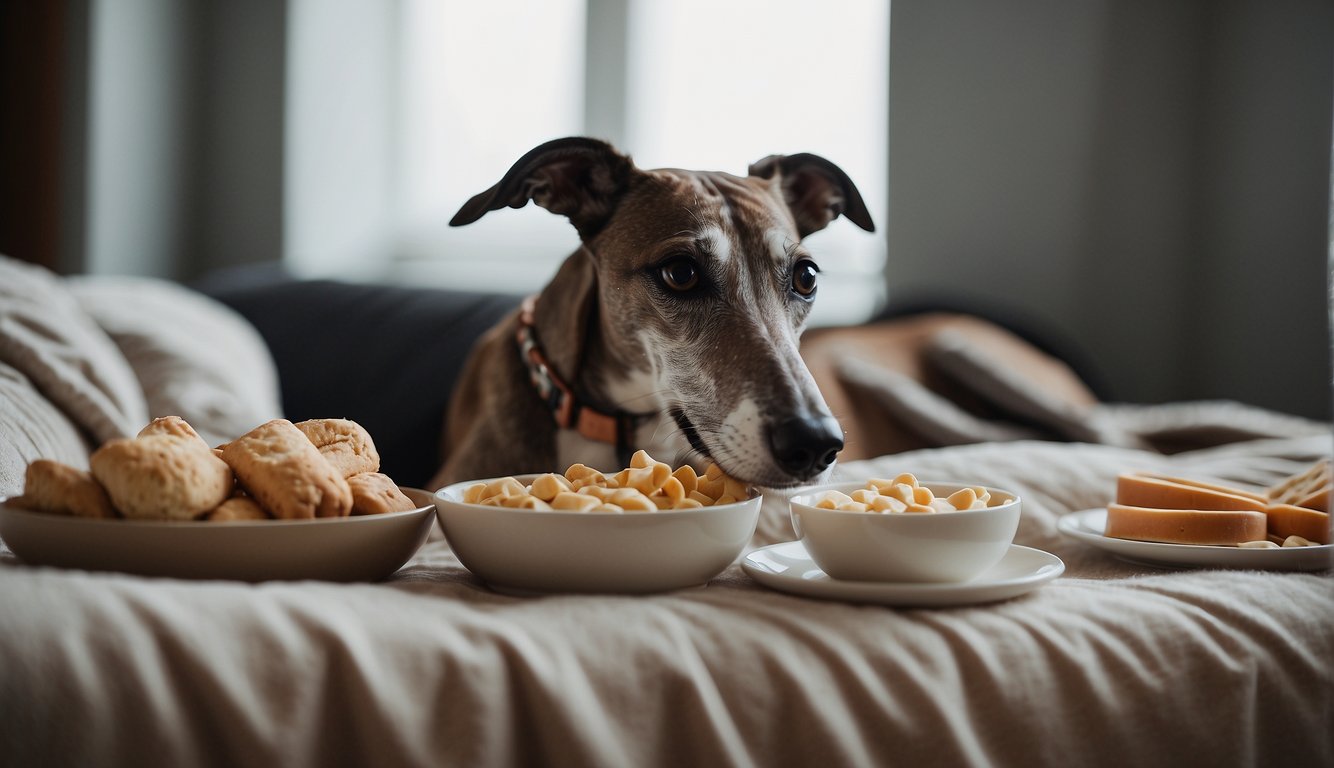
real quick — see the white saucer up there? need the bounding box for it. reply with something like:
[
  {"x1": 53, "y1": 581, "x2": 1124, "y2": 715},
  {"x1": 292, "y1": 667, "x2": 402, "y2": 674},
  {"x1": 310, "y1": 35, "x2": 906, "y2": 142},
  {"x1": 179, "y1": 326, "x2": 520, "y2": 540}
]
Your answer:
[
  {"x1": 1058, "y1": 508, "x2": 1333, "y2": 572},
  {"x1": 741, "y1": 541, "x2": 1064, "y2": 607}
]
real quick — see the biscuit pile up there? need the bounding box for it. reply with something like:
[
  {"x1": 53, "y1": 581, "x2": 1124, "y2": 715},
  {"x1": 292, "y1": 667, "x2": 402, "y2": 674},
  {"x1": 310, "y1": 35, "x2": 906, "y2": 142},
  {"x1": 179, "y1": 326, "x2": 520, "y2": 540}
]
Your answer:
[
  {"x1": 12, "y1": 417, "x2": 417, "y2": 521},
  {"x1": 462, "y1": 450, "x2": 751, "y2": 512}
]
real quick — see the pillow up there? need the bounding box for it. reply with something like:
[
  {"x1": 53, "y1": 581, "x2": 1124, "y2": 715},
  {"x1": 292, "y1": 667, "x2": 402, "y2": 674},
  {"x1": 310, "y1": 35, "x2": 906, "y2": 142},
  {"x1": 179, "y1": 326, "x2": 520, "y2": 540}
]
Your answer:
[
  {"x1": 68, "y1": 276, "x2": 283, "y2": 447},
  {"x1": 802, "y1": 312, "x2": 1118, "y2": 459},
  {"x1": 0, "y1": 256, "x2": 148, "y2": 445}
]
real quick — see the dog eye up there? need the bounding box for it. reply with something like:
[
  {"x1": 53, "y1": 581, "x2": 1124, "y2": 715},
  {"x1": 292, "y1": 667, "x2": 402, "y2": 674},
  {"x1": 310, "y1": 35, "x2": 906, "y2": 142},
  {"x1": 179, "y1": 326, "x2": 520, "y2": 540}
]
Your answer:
[
  {"x1": 659, "y1": 258, "x2": 700, "y2": 292},
  {"x1": 791, "y1": 260, "x2": 819, "y2": 297}
]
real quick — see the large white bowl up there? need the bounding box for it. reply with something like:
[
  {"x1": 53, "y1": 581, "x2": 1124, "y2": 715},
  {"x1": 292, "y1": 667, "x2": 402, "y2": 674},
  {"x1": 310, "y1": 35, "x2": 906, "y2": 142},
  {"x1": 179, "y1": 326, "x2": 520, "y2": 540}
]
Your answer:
[
  {"x1": 789, "y1": 481, "x2": 1021, "y2": 583},
  {"x1": 435, "y1": 476, "x2": 762, "y2": 594},
  {"x1": 0, "y1": 488, "x2": 438, "y2": 582}
]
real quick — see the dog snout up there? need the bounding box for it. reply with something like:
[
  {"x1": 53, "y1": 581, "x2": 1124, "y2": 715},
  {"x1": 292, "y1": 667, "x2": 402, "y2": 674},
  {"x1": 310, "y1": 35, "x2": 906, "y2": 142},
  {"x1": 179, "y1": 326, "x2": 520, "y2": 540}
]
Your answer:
[{"x1": 768, "y1": 416, "x2": 844, "y2": 479}]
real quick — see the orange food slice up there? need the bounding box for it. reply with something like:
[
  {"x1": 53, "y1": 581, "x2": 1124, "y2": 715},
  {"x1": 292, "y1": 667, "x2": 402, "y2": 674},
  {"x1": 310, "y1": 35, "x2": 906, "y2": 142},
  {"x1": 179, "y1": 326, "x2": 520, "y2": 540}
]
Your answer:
[
  {"x1": 1105, "y1": 504, "x2": 1267, "y2": 546},
  {"x1": 1264, "y1": 503, "x2": 1331, "y2": 545},
  {"x1": 1116, "y1": 474, "x2": 1267, "y2": 513},
  {"x1": 1295, "y1": 487, "x2": 1329, "y2": 513}
]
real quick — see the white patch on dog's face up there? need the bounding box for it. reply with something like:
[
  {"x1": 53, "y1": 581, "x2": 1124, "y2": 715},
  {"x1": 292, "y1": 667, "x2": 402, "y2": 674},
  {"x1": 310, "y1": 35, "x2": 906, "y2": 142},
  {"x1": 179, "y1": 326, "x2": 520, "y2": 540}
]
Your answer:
[
  {"x1": 713, "y1": 397, "x2": 769, "y2": 479},
  {"x1": 699, "y1": 225, "x2": 731, "y2": 265},
  {"x1": 765, "y1": 228, "x2": 794, "y2": 270}
]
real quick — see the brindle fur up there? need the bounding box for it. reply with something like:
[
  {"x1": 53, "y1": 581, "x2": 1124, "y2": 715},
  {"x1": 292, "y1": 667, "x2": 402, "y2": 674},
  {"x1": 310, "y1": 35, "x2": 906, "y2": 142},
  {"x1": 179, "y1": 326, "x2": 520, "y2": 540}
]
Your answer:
[{"x1": 432, "y1": 137, "x2": 873, "y2": 490}]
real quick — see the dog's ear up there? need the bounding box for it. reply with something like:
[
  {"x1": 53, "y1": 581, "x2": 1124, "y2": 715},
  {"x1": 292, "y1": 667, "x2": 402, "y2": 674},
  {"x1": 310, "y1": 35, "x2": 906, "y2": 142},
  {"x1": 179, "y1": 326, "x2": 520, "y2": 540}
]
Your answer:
[
  {"x1": 748, "y1": 153, "x2": 875, "y2": 238},
  {"x1": 450, "y1": 137, "x2": 634, "y2": 239}
]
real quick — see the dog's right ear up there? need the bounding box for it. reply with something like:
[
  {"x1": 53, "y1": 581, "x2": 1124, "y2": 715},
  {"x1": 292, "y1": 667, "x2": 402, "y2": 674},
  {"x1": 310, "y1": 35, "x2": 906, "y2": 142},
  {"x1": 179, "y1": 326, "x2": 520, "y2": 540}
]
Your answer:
[
  {"x1": 747, "y1": 153, "x2": 875, "y2": 238},
  {"x1": 449, "y1": 137, "x2": 634, "y2": 239}
]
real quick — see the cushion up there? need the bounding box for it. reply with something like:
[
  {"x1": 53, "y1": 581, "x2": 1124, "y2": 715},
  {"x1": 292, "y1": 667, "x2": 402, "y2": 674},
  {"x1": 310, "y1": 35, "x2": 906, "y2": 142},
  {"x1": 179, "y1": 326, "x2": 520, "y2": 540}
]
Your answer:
[
  {"x1": 68, "y1": 276, "x2": 283, "y2": 447},
  {"x1": 202, "y1": 273, "x2": 521, "y2": 488},
  {"x1": 801, "y1": 312, "x2": 1113, "y2": 459}
]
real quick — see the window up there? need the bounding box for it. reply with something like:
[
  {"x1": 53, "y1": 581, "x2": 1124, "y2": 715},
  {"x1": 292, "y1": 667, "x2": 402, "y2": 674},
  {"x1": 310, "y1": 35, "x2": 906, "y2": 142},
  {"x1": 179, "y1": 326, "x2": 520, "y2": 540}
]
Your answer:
[
  {"x1": 388, "y1": 0, "x2": 887, "y2": 325},
  {"x1": 393, "y1": 0, "x2": 587, "y2": 286},
  {"x1": 623, "y1": 0, "x2": 888, "y2": 325}
]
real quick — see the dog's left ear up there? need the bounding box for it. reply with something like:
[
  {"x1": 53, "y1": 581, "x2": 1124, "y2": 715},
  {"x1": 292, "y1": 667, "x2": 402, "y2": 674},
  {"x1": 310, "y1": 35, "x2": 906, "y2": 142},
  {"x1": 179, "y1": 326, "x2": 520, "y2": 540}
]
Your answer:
[
  {"x1": 748, "y1": 154, "x2": 875, "y2": 237},
  {"x1": 450, "y1": 137, "x2": 635, "y2": 239}
]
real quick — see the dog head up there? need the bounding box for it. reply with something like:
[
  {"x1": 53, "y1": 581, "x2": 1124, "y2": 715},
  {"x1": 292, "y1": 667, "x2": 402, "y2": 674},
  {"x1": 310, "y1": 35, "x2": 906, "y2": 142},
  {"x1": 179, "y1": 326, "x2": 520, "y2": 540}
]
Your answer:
[{"x1": 452, "y1": 137, "x2": 875, "y2": 488}]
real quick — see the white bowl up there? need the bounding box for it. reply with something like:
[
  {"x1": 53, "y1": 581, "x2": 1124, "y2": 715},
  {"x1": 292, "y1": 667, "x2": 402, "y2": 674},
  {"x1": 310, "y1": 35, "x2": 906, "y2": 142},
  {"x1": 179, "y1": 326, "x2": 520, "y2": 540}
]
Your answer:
[
  {"x1": 435, "y1": 476, "x2": 762, "y2": 594},
  {"x1": 789, "y1": 481, "x2": 1021, "y2": 583},
  {"x1": 0, "y1": 488, "x2": 438, "y2": 582}
]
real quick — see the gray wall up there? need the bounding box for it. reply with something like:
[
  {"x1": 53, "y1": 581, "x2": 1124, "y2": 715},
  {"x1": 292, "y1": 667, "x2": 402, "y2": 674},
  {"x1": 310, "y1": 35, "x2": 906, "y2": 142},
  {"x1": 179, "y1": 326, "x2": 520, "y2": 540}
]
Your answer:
[
  {"x1": 889, "y1": 0, "x2": 1333, "y2": 419},
  {"x1": 80, "y1": 0, "x2": 284, "y2": 281},
  {"x1": 191, "y1": 0, "x2": 286, "y2": 276}
]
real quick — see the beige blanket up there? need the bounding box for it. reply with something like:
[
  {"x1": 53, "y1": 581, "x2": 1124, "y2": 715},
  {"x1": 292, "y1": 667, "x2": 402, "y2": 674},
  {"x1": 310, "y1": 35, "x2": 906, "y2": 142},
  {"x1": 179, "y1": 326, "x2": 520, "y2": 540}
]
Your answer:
[{"x1": 2, "y1": 433, "x2": 1329, "y2": 768}]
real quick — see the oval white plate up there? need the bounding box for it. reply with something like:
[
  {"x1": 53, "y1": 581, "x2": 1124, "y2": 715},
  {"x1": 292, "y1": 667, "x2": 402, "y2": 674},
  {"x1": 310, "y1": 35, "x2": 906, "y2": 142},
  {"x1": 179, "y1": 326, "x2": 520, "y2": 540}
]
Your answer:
[
  {"x1": 0, "y1": 489, "x2": 437, "y2": 582},
  {"x1": 1058, "y1": 508, "x2": 1332, "y2": 571},
  {"x1": 741, "y1": 540, "x2": 1064, "y2": 607}
]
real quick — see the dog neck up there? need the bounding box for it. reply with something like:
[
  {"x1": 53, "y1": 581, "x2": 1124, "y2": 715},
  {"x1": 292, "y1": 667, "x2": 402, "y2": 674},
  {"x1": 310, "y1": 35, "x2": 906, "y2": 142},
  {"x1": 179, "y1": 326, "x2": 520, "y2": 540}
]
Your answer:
[{"x1": 516, "y1": 293, "x2": 643, "y2": 467}]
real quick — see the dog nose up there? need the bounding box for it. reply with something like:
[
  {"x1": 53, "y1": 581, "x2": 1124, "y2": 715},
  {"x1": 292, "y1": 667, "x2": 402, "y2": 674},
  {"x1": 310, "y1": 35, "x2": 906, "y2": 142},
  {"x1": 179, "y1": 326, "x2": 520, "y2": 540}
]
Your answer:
[{"x1": 769, "y1": 416, "x2": 844, "y2": 478}]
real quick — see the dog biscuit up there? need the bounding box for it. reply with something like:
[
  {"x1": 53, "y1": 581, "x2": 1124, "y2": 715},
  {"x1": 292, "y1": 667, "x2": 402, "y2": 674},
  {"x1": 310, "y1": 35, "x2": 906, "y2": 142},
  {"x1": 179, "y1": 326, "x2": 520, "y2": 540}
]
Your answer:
[
  {"x1": 347, "y1": 472, "x2": 416, "y2": 515},
  {"x1": 91, "y1": 435, "x2": 234, "y2": 520},
  {"x1": 294, "y1": 418, "x2": 380, "y2": 478},
  {"x1": 205, "y1": 494, "x2": 269, "y2": 522},
  {"x1": 138, "y1": 415, "x2": 209, "y2": 449},
  {"x1": 221, "y1": 419, "x2": 352, "y2": 519},
  {"x1": 18, "y1": 459, "x2": 116, "y2": 519}
]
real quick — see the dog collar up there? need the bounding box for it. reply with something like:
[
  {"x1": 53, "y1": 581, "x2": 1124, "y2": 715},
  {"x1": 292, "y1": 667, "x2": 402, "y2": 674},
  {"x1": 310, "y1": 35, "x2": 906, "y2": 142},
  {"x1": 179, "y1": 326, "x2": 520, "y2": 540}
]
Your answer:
[{"x1": 515, "y1": 295, "x2": 640, "y2": 466}]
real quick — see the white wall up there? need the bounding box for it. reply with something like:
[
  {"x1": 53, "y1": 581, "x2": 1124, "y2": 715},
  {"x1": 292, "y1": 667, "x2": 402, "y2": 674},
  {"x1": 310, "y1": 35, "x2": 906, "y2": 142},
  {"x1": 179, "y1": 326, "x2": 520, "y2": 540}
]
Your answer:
[{"x1": 888, "y1": 0, "x2": 1332, "y2": 418}]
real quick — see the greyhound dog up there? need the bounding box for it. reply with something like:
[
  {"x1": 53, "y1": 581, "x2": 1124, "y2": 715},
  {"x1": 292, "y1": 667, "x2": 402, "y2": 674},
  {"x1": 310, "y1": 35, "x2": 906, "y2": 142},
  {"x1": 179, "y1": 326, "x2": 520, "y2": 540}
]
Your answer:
[{"x1": 431, "y1": 137, "x2": 874, "y2": 490}]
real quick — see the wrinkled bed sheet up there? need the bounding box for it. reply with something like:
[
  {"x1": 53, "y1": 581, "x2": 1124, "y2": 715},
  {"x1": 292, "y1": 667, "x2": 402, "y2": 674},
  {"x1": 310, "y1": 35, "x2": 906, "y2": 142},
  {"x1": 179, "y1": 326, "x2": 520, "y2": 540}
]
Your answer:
[{"x1": 1, "y1": 435, "x2": 1331, "y2": 768}]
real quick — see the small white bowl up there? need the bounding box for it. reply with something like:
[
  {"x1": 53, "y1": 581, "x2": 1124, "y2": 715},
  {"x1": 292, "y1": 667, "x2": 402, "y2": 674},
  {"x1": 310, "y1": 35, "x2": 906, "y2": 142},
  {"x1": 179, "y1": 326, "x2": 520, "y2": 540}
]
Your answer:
[
  {"x1": 435, "y1": 476, "x2": 762, "y2": 594},
  {"x1": 789, "y1": 481, "x2": 1022, "y2": 583}
]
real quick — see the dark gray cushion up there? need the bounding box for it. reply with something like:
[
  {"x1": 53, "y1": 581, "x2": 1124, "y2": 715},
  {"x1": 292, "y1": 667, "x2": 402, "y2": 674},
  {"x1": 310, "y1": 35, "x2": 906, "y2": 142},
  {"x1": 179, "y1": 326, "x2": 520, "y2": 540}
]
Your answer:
[{"x1": 202, "y1": 270, "x2": 520, "y2": 489}]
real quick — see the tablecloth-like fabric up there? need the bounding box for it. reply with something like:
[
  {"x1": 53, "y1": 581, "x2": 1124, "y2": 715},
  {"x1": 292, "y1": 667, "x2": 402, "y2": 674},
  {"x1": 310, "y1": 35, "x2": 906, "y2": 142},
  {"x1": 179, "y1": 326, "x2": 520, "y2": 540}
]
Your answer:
[{"x1": 2, "y1": 434, "x2": 1329, "y2": 768}]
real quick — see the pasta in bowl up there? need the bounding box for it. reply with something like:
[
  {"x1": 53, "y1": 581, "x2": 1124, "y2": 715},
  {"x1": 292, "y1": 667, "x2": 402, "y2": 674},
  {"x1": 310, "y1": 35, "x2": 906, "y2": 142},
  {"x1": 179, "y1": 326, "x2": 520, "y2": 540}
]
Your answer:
[{"x1": 434, "y1": 452, "x2": 762, "y2": 594}]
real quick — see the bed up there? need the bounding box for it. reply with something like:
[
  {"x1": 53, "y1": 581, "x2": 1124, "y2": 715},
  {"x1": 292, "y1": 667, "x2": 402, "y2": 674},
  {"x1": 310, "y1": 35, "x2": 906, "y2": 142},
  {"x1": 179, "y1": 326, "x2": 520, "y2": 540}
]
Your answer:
[{"x1": 1, "y1": 256, "x2": 1329, "y2": 767}]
